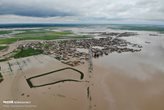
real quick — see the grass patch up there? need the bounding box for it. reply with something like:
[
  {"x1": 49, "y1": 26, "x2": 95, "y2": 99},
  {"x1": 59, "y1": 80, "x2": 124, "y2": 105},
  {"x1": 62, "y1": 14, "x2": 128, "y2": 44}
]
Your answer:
[
  {"x1": 0, "y1": 58, "x2": 8, "y2": 62},
  {"x1": 0, "y1": 38, "x2": 18, "y2": 44},
  {"x1": 0, "y1": 73, "x2": 2, "y2": 77},
  {"x1": 14, "y1": 48, "x2": 43, "y2": 58},
  {"x1": 0, "y1": 46, "x2": 8, "y2": 50},
  {"x1": 0, "y1": 72, "x2": 3, "y2": 82}
]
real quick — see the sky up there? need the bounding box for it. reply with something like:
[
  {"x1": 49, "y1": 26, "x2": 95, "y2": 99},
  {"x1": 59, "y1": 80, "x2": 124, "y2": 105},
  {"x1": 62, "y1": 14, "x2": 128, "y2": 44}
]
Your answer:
[{"x1": 0, "y1": 0, "x2": 164, "y2": 24}]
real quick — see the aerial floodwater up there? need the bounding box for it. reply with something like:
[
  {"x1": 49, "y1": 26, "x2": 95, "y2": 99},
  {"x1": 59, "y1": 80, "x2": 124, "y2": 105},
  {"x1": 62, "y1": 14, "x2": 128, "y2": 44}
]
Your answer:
[{"x1": 0, "y1": 24, "x2": 164, "y2": 110}]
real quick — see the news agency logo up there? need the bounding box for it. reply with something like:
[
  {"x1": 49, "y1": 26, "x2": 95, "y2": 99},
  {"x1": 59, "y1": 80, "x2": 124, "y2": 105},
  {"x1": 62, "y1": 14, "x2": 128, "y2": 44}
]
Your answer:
[
  {"x1": 3, "y1": 100, "x2": 31, "y2": 104},
  {"x1": 3, "y1": 100, "x2": 14, "y2": 104},
  {"x1": 2, "y1": 100, "x2": 37, "y2": 108}
]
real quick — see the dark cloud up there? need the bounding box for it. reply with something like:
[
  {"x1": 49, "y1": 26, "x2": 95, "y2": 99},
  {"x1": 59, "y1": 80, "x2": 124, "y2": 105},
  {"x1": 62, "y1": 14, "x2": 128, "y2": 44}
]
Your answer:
[{"x1": 0, "y1": 2, "x2": 74, "y2": 17}]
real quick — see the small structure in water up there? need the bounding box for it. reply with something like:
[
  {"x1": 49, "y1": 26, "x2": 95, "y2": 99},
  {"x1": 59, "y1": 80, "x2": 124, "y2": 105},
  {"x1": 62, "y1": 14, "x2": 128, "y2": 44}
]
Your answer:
[{"x1": 88, "y1": 45, "x2": 93, "y2": 73}]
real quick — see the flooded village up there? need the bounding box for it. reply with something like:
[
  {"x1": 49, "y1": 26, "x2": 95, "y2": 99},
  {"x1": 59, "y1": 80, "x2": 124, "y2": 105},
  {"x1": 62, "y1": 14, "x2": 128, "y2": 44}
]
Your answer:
[{"x1": 15, "y1": 32, "x2": 142, "y2": 67}]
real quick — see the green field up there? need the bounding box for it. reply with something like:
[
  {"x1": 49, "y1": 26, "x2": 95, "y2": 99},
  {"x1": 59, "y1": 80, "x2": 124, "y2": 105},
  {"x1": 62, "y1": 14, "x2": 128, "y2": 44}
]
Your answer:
[
  {"x1": 14, "y1": 48, "x2": 43, "y2": 58},
  {"x1": 0, "y1": 30, "x2": 73, "y2": 44},
  {"x1": 14, "y1": 30, "x2": 73, "y2": 38},
  {"x1": 0, "y1": 38, "x2": 18, "y2": 44},
  {"x1": 0, "y1": 30, "x2": 12, "y2": 35},
  {"x1": 0, "y1": 30, "x2": 90, "y2": 45},
  {"x1": 13, "y1": 30, "x2": 73, "y2": 40}
]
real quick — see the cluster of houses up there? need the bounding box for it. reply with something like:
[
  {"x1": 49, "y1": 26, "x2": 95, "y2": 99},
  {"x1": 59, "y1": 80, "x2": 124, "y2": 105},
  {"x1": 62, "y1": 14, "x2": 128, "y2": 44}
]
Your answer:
[{"x1": 17, "y1": 37, "x2": 142, "y2": 66}]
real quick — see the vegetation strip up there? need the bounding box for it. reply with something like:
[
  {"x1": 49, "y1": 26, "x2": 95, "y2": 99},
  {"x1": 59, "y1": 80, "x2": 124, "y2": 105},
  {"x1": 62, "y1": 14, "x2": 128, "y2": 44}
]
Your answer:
[
  {"x1": 26, "y1": 67, "x2": 84, "y2": 88},
  {"x1": 0, "y1": 72, "x2": 3, "y2": 82},
  {"x1": 0, "y1": 46, "x2": 8, "y2": 51},
  {"x1": 27, "y1": 79, "x2": 81, "y2": 88},
  {"x1": 8, "y1": 62, "x2": 12, "y2": 72},
  {"x1": 0, "y1": 58, "x2": 7, "y2": 62},
  {"x1": 0, "y1": 30, "x2": 12, "y2": 35}
]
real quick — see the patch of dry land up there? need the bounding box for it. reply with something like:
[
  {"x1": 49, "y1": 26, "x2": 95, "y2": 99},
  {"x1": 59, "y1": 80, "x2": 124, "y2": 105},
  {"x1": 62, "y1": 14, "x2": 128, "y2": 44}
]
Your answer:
[{"x1": 0, "y1": 29, "x2": 164, "y2": 110}]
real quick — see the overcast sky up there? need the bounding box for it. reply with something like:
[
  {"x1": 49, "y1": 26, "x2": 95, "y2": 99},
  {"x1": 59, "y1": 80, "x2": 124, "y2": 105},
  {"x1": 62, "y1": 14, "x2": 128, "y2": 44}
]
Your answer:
[{"x1": 0, "y1": 0, "x2": 164, "y2": 24}]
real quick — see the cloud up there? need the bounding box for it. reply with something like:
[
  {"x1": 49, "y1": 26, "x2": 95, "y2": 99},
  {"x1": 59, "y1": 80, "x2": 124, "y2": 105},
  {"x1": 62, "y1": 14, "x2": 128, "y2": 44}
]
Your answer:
[
  {"x1": 0, "y1": 15, "x2": 80, "y2": 23},
  {"x1": 0, "y1": 0, "x2": 164, "y2": 23},
  {"x1": 0, "y1": 0, "x2": 75, "y2": 17}
]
